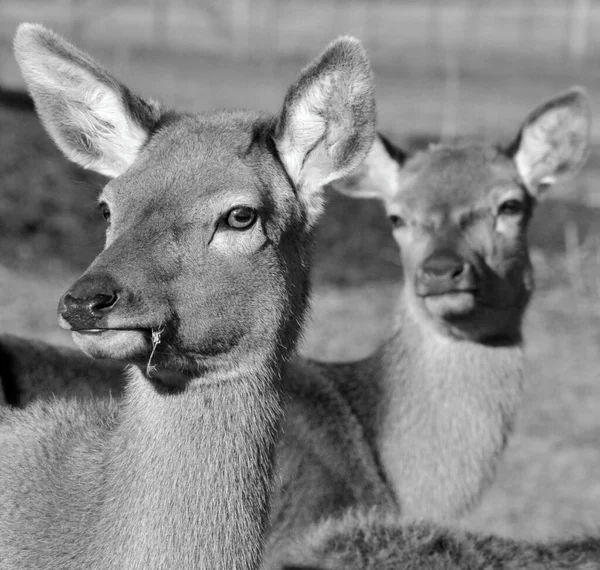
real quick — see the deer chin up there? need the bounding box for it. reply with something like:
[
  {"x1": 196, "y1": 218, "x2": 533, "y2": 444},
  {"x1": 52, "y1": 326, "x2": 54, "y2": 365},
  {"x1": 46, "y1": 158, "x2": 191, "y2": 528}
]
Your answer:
[
  {"x1": 422, "y1": 291, "x2": 477, "y2": 319},
  {"x1": 71, "y1": 328, "x2": 149, "y2": 360}
]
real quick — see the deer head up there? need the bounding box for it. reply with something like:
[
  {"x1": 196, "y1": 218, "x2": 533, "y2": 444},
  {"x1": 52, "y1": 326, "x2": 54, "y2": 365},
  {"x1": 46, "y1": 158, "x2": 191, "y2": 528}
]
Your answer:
[
  {"x1": 334, "y1": 88, "x2": 591, "y2": 343},
  {"x1": 14, "y1": 24, "x2": 376, "y2": 385}
]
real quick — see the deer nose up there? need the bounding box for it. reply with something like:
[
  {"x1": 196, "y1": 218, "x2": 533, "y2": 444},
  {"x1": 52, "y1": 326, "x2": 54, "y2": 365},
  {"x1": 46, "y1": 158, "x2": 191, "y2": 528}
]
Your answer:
[
  {"x1": 416, "y1": 250, "x2": 475, "y2": 296},
  {"x1": 58, "y1": 274, "x2": 120, "y2": 330},
  {"x1": 421, "y1": 250, "x2": 466, "y2": 280}
]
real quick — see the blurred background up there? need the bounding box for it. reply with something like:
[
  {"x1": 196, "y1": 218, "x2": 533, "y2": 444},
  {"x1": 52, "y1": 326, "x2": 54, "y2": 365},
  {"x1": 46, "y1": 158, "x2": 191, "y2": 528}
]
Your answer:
[{"x1": 1, "y1": 0, "x2": 600, "y2": 542}]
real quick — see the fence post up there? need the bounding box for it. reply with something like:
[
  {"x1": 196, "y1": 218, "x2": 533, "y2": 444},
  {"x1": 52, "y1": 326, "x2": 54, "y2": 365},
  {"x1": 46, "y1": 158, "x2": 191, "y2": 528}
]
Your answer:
[
  {"x1": 440, "y1": 0, "x2": 470, "y2": 140},
  {"x1": 569, "y1": 0, "x2": 591, "y2": 64},
  {"x1": 426, "y1": 0, "x2": 443, "y2": 53},
  {"x1": 151, "y1": 0, "x2": 169, "y2": 48},
  {"x1": 441, "y1": 50, "x2": 460, "y2": 141},
  {"x1": 231, "y1": 0, "x2": 252, "y2": 60}
]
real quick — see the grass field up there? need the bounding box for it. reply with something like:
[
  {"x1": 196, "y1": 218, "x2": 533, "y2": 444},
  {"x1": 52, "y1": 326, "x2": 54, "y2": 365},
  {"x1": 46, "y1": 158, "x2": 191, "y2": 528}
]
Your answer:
[{"x1": 1, "y1": 12, "x2": 600, "y2": 542}]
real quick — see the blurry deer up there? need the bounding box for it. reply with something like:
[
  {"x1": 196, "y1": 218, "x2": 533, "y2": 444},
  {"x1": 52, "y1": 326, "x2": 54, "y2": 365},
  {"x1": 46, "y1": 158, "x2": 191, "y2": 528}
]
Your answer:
[
  {"x1": 0, "y1": 24, "x2": 376, "y2": 569},
  {"x1": 280, "y1": 508, "x2": 600, "y2": 569},
  {"x1": 0, "y1": 335, "x2": 124, "y2": 406},
  {"x1": 0, "y1": 84, "x2": 34, "y2": 111},
  {"x1": 319, "y1": 87, "x2": 593, "y2": 521},
  {"x1": 272, "y1": 88, "x2": 600, "y2": 569}
]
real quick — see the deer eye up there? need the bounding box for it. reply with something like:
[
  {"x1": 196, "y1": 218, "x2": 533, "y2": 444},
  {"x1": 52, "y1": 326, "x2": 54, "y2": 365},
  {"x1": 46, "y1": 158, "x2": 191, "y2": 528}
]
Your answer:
[
  {"x1": 226, "y1": 207, "x2": 257, "y2": 230},
  {"x1": 388, "y1": 214, "x2": 406, "y2": 229},
  {"x1": 99, "y1": 203, "x2": 111, "y2": 223},
  {"x1": 498, "y1": 199, "x2": 524, "y2": 216}
]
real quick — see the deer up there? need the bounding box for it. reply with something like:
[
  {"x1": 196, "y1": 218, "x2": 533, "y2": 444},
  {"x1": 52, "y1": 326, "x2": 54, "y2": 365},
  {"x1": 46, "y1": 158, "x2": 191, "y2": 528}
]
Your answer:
[
  {"x1": 0, "y1": 334, "x2": 125, "y2": 406},
  {"x1": 279, "y1": 507, "x2": 600, "y2": 569},
  {"x1": 268, "y1": 86, "x2": 599, "y2": 569},
  {"x1": 1, "y1": 32, "x2": 595, "y2": 561},
  {"x1": 315, "y1": 88, "x2": 594, "y2": 522},
  {"x1": 1, "y1": 24, "x2": 596, "y2": 569},
  {"x1": 0, "y1": 24, "x2": 377, "y2": 569}
]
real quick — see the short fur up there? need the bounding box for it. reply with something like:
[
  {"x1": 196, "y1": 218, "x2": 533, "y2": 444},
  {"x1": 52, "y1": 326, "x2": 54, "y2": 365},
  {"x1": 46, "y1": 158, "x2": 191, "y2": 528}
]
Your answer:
[
  {"x1": 2, "y1": 30, "x2": 593, "y2": 568},
  {"x1": 279, "y1": 509, "x2": 600, "y2": 569},
  {"x1": 0, "y1": 24, "x2": 376, "y2": 570},
  {"x1": 2, "y1": 87, "x2": 593, "y2": 567},
  {"x1": 0, "y1": 334, "x2": 124, "y2": 406}
]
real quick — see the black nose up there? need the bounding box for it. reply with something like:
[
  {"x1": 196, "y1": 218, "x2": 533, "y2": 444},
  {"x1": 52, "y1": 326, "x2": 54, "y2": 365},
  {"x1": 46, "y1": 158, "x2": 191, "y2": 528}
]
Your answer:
[
  {"x1": 58, "y1": 273, "x2": 120, "y2": 330},
  {"x1": 421, "y1": 250, "x2": 466, "y2": 280}
]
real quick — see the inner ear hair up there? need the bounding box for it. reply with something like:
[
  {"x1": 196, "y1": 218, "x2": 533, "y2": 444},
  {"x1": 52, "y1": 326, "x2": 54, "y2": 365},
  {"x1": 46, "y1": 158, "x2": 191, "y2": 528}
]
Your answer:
[
  {"x1": 508, "y1": 86, "x2": 592, "y2": 194},
  {"x1": 14, "y1": 23, "x2": 163, "y2": 178},
  {"x1": 273, "y1": 36, "x2": 376, "y2": 226}
]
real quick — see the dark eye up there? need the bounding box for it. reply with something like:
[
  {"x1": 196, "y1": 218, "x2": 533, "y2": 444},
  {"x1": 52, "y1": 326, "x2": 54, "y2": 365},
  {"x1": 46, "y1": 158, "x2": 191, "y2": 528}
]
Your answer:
[
  {"x1": 389, "y1": 214, "x2": 406, "y2": 229},
  {"x1": 99, "y1": 203, "x2": 111, "y2": 223},
  {"x1": 498, "y1": 199, "x2": 524, "y2": 216},
  {"x1": 226, "y1": 207, "x2": 257, "y2": 230}
]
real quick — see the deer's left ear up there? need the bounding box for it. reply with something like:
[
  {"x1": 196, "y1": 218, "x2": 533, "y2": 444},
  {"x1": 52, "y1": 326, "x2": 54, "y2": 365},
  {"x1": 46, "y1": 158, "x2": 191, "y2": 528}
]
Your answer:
[{"x1": 509, "y1": 87, "x2": 592, "y2": 197}]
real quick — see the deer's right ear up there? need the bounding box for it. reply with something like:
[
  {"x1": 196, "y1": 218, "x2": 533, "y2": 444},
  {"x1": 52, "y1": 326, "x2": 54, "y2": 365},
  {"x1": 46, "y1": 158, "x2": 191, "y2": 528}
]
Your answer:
[
  {"x1": 14, "y1": 24, "x2": 163, "y2": 178},
  {"x1": 329, "y1": 134, "x2": 404, "y2": 201},
  {"x1": 275, "y1": 37, "x2": 376, "y2": 226}
]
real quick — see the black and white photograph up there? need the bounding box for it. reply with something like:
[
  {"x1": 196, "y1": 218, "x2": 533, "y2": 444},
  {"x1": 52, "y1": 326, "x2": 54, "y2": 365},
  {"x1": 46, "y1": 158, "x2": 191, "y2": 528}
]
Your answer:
[{"x1": 0, "y1": 1, "x2": 599, "y2": 568}]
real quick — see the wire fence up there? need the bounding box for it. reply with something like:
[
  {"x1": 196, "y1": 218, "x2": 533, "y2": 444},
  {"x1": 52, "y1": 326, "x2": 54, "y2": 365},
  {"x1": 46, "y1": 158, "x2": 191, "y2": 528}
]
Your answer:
[
  {"x1": 2, "y1": 0, "x2": 599, "y2": 157},
  {"x1": 0, "y1": 0, "x2": 596, "y2": 64}
]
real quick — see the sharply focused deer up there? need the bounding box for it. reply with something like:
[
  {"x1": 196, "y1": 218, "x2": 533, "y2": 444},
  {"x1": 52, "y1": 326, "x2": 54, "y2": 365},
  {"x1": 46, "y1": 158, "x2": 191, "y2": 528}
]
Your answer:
[{"x1": 0, "y1": 24, "x2": 377, "y2": 569}]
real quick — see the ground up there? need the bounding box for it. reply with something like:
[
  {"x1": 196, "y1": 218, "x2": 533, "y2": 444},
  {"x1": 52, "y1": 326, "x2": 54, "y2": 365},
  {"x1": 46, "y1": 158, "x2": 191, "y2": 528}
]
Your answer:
[{"x1": 1, "y1": 29, "x2": 600, "y2": 542}]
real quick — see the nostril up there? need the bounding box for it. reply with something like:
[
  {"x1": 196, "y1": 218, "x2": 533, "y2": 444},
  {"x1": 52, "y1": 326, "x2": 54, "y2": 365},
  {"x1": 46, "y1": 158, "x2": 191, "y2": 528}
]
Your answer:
[
  {"x1": 91, "y1": 292, "x2": 119, "y2": 314},
  {"x1": 450, "y1": 263, "x2": 466, "y2": 280},
  {"x1": 61, "y1": 290, "x2": 119, "y2": 318}
]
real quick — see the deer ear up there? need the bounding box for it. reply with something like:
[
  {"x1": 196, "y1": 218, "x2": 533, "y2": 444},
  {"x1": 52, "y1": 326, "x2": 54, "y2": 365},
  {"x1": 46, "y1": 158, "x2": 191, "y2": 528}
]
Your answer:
[
  {"x1": 275, "y1": 36, "x2": 376, "y2": 226},
  {"x1": 329, "y1": 134, "x2": 404, "y2": 201},
  {"x1": 509, "y1": 87, "x2": 591, "y2": 197},
  {"x1": 14, "y1": 23, "x2": 163, "y2": 178}
]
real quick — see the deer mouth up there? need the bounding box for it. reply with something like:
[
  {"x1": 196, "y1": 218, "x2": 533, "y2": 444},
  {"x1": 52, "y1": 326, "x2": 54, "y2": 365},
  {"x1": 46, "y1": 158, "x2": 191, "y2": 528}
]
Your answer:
[
  {"x1": 73, "y1": 328, "x2": 105, "y2": 335},
  {"x1": 422, "y1": 290, "x2": 478, "y2": 317},
  {"x1": 70, "y1": 327, "x2": 151, "y2": 360},
  {"x1": 72, "y1": 327, "x2": 146, "y2": 335}
]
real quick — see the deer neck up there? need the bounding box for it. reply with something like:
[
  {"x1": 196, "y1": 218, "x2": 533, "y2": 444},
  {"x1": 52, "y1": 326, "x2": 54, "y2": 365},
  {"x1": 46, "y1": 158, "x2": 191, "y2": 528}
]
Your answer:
[
  {"x1": 376, "y1": 290, "x2": 525, "y2": 520},
  {"x1": 95, "y1": 363, "x2": 282, "y2": 570}
]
